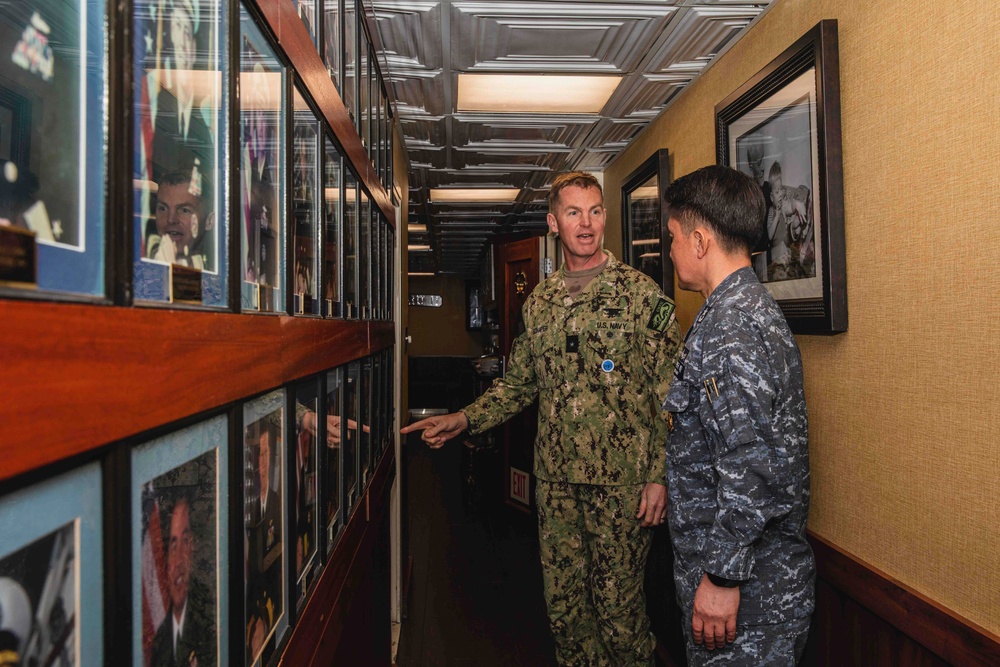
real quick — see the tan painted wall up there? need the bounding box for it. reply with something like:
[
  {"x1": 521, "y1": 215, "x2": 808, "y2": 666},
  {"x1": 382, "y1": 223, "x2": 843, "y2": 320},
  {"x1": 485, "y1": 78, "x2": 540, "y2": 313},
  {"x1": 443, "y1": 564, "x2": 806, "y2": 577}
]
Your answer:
[
  {"x1": 407, "y1": 274, "x2": 484, "y2": 358},
  {"x1": 603, "y1": 0, "x2": 1000, "y2": 635}
]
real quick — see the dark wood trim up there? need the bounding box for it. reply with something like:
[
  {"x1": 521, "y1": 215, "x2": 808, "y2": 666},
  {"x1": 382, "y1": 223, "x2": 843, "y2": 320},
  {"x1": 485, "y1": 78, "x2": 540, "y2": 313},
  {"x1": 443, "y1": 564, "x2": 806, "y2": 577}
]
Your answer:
[
  {"x1": 280, "y1": 445, "x2": 395, "y2": 665},
  {"x1": 809, "y1": 532, "x2": 1000, "y2": 667},
  {"x1": 621, "y1": 148, "x2": 673, "y2": 298},
  {"x1": 0, "y1": 299, "x2": 394, "y2": 483}
]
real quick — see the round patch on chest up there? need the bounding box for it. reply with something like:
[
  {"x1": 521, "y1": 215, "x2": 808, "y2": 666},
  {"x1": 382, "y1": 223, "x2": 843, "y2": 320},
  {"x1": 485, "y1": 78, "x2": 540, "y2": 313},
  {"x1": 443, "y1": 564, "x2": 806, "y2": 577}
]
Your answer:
[{"x1": 601, "y1": 359, "x2": 615, "y2": 373}]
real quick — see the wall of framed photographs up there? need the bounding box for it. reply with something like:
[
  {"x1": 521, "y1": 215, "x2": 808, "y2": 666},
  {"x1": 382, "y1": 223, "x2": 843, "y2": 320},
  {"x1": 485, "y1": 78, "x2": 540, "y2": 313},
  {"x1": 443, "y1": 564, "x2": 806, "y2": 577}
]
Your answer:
[{"x1": 0, "y1": 0, "x2": 400, "y2": 665}]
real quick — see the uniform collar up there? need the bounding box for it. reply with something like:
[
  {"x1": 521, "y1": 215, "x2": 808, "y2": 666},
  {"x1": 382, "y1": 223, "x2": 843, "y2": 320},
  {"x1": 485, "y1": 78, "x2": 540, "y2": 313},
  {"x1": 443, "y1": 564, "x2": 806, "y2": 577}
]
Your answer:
[
  {"x1": 537, "y1": 250, "x2": 621, "y2": 305},
  {"x1": 691, "y1": 266, "x2": 756, "y2": 329}
]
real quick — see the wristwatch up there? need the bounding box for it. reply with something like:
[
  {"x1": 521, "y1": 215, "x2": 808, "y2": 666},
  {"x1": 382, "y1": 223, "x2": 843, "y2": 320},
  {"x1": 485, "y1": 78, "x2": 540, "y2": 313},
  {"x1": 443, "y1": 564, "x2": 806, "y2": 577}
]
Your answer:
[{"x1": 706, "y1": 572, "x2": 741, "y2": 588}]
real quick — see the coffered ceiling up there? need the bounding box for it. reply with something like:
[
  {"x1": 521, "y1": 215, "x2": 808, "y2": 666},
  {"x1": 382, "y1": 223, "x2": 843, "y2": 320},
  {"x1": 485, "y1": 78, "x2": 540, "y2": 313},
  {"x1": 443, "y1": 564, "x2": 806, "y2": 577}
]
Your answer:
[{"x1": 369, "y1": 0, "x2": 774, "y2": 276}]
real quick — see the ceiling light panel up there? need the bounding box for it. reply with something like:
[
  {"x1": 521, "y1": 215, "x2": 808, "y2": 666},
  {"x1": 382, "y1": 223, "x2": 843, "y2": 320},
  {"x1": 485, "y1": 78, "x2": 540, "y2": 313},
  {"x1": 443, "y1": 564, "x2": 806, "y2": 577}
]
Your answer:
[
  {"x1": 430, "y1": 188, "x2": 520, "y2": 203},
  {"x1": 458, "y1": 74, "x2": 621, "y2": 114}
]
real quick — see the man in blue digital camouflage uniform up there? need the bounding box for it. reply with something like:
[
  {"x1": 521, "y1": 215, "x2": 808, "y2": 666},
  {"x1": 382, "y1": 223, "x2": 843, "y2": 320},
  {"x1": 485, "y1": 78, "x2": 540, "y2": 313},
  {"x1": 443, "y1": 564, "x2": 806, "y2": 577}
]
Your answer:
[
  {"x1": 403, "y1": 171, "x2": 682, "y2": 666},
  {"x1": 661, "y1": 165, "x2": 814, "y2": 665}
]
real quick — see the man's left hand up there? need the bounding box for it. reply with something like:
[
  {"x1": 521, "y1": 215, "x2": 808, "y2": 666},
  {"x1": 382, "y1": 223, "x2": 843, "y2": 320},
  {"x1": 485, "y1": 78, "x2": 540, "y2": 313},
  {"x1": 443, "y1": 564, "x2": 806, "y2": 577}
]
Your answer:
[
  {"x1": 636, "y1": 482, "x2": 667, "y2": 527},
  {"x1": 692, "y1": 573, "x2": 740, "y2": 650}
]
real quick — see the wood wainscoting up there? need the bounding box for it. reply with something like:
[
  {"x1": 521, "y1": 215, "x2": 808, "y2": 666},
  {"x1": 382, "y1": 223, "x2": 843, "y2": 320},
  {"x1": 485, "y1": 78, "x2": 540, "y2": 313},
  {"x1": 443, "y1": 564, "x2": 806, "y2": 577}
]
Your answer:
[{"x1": 655, "y1": 532, "x2": 1000, "y2": 666}]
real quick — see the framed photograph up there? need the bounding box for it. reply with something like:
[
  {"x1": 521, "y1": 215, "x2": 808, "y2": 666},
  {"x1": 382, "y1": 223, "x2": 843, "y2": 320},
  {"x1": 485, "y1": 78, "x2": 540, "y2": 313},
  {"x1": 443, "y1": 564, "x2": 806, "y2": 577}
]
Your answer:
[
  {"x1": 358, "y1": 189, "x2": 370, "y2": 319},
  {"x1": 358, "y1": 27, "x2": 369, "y2": 152},
  {"x1": 716, "y1": 19, "x2": 846, "y2": 334},
  {"x1": 242, "y1": 390, "x2": 287, "y2": 667},
  {"x1": 0, "y1": 0, "x2": 107, "y2": 297},
  {"x1": 292, "y1": 86, "x2": 320, "y2": 316},
  {"x1": 291, "y1": 378, "x2": 321, "y2": 611},
  {"x1": 621, "y1": 149, "x2": 672, "y2": 297},
  {"x1": 343, "y1": 360, "x2": 359, "y2": 513},
  {"x1": 321, "y1": 0, "x2": 339, "y2": 93},
  {"x1": 341, "y1": 0, "x2": 356, "y2": 126},
  {"x1": 131, "y1": 414, "x2": 229, "y2": 667},
  {"x1": 342, "y1": 170, "x2": 357, "y2": 318},
  {"x1": 290, "y1": 0, "x2": 317, "y2": 46},
  {"x1": 359, "y1": 355, "x2": 372, "y2": 485},
  {"x1": 132, "y1": 0, "x2": 228, "y2": 306},
  {"x1": 240, "y1": 7, "x2": 286, "y2": 313},
  {"x1": 322, "y1": 138, "x2": 342, "y2": 317},
  {"x1": 465, "y1": 280, "x2": 483, "y2": 331},
  {"x1": 0, "y1": 463, "x2": 102, "y2": 666},
  {"x1": 323, "y1": 366, "x2": 344, "y2": 554}
]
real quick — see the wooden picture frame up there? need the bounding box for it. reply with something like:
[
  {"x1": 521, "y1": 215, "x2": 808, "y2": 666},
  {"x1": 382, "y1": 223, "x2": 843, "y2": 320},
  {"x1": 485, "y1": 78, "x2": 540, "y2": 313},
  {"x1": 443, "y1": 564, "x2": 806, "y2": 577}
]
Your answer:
[
  {"x1": 621, "y1": 148, "x2": 673, "y2": 298},
  {"x1": 716, "y1": 19, "x2": 846, "y2": 334}
]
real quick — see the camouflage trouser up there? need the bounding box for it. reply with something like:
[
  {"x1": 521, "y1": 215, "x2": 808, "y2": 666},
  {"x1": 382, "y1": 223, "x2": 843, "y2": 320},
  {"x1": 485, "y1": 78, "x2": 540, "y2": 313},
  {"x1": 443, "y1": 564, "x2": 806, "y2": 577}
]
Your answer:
[
  {"x1": 683, "y1": 616, "x2": 810, "y2": 666},
  {"x1": 536, "y1": 480, "x2": 656, "y2": 667}
]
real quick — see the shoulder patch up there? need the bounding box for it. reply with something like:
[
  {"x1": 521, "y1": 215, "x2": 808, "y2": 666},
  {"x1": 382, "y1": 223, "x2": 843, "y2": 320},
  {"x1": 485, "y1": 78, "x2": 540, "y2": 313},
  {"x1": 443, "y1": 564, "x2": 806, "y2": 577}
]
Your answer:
[{"x1": 646, "y1": 298, "x2": 675, "y2": 333}]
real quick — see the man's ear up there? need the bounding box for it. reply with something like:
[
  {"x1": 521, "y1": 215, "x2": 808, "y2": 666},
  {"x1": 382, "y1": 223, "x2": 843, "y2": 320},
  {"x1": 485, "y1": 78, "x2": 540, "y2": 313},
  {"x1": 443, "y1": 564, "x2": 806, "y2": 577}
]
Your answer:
[
  {"x1": 546, "y1": 212, "x2": 559, "y2": 236},
  {"x1": 204, "y1": 212, "x2": 216, "y2": 232}
]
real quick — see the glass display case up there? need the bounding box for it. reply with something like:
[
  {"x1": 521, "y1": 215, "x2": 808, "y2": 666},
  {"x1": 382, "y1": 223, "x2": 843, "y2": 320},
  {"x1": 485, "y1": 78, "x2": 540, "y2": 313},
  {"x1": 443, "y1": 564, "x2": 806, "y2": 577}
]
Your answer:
[
  {"x1": 240, "y1": 7, "x2": 286, "y2": 313},
  {"x1": 621, "y1": 149, "x2": 671, "y2": 296},
  {"x1": 359, "y1": 354, "x2": 371, "y2": 484},
  {"x1": 322, "y1": 0, "x2": 340, "y2": 93},
  {"x1": 0, "y1": 0, "x2": 108, "y2": 298},
  {"x1": 291, "y1": 377, "x2": 321, "y2": 610},
  {"x1": 358, "y1": 23, "x2": 369, "y2": 151},
  {"x1": 132, "y1": 0, "x2": 227, "y2": 305},
  {"x1": 358, "y1": 187, "x2": 370, "y2": 318},
  {"x1": 242, "y1": 389, "x2": 287, "y2": 667},
  {"x1": 323, "y1": 366, "x2": 343, "y2": 553},
  {"x1": 322, "y1": 137, "x2": 342, "y2": 317},
  {"x1": 343, "y1": 359, "x2": 359, "y2": 513},
  {"x1": 342, "y1": 169, "x2": 357, "y2": 318},
  {"x1": 342, "y1": 0, "x2": 356, "y2": 126},
  {"x1": 292, "y1": 86, "x2": 320, "y2": 315},
  {"x1": 291, "y1": 0, "x2": 317, "y2": 46}
]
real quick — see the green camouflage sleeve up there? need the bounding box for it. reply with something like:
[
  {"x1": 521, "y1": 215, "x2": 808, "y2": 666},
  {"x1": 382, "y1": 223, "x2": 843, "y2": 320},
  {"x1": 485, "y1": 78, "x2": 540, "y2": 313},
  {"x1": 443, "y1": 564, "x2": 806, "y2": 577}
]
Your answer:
[
  {"x1": 637, "y1": 284, "x2": 683, "y2": 483},
  {"x1": 462, "y1": 327, "x2": 540, "y2": 435}
]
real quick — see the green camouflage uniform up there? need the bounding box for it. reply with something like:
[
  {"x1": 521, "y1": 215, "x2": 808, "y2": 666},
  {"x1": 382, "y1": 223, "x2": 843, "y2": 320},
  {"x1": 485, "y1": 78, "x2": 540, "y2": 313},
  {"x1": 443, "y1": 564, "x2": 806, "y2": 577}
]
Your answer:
[{"x1": 463, "y1": 252, "x2": 682, "y2": 666}]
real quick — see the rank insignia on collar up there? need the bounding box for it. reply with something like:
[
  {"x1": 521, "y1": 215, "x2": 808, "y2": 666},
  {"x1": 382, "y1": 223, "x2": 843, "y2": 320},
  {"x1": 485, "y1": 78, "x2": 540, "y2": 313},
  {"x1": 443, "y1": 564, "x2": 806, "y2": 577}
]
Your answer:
[{"x1": 647, "y1": 298, "x2": 675, "y2": 333}]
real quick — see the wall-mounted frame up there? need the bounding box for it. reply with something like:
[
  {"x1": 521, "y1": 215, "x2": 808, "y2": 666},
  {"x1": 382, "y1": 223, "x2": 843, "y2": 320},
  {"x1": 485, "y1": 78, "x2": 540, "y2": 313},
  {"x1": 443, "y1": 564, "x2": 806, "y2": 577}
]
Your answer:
[
  {"x1": 290, "y1": 378, "x2": 321, "y2": 612},
  {"x1": 716, "y1": 19, "x2": 846, "y2": 334},
  {"x1": 242, "y1": 389, "x2": 287, "y2": 667},
  {"x1": 621, "y1": 148, "x2": 672, "y2": 298},
  {"x1": 466, "y1": 280, "x2": 483, "y2": 330},
  {"x1": 323, "y1": 366, "x2": 344, "y2": 554},
  {"x1": 0, "y1": 462, "x2": 103, "y2": 666},
  {"x1": 131, "y1": 414, "x2": 229, "y2": 667},
  {"x1": 0, "y1": 1, "x2": 108, "y2": 299},
  {"x1": 291, "y1": 84, "x2": 321, "y2": 316},
  {"x1": 322, "y1": 138, "x2": 343, "y2": 317}
]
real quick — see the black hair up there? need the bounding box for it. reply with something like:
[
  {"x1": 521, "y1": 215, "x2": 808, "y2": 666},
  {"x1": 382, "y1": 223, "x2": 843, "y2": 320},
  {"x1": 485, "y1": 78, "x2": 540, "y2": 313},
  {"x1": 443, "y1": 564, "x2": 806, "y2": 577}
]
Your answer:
[{"x1": 664, "y1": 165, "x2": 766, "y2": 254}]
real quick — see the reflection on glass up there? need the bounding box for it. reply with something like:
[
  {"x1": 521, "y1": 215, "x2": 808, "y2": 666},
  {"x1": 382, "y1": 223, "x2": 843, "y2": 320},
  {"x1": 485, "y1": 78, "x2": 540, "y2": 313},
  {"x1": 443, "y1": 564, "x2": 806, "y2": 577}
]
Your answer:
[
  {"x1": 626, "y1": 174, "x2": 661, "y2": 285},
  {"x1": 324, "y1": 367, "x2": 342, "y2": 552},
  {"x1": 133, "y1": 0, "x2": 225, "y2": 304},
  {"x1": 358, "y1": 21, "x2": 369, "y2": 149},
  {"x1": 322, "y1": 0, "x2": 339, "y2": 92},
  {"x1": 322, "y1": 138, "x2": 342, "y2": 317},
  {"x1": 370, "y1": 64, "x2": 379, "y2": 170},
  {"x1": 344, "y1": 361, "x2": 359, "y2": 511},
  {"x1": 342, "y1": 0, "x2": 355, "y2": 125},
  {"x1": 243, "y1": 389, "x2": 286, "y2": 667},
  {"x1": 292, "y1": 380, "x2": 319, "y2": 608},
  {"x1": 292, "y1": 88, "x2": 319, "y2": 315},
  {"x1": 372, "y1": 353, "x2": 382, "y2": 460},
  {"x1": 387, "y1": 227, "x2": 394, "y2": 313},
  {"x1": 290, "y1": 0, "x2": 317, "y2": 46},
  {"x1": 343, "y1": 170, "x2": 356, "y2": 317},
  {"x1": 359, "y1": 356, "x2": 371, "y2": 483},
  {"x1": 373, "y1": 213, "x2": 382, "y2": 320},
  {"x1": 240, "y1": 8, "x2": 285, "y2": 312},
  {"x1": 358, "y1": 188, "x2": 370, "y2": 318}
]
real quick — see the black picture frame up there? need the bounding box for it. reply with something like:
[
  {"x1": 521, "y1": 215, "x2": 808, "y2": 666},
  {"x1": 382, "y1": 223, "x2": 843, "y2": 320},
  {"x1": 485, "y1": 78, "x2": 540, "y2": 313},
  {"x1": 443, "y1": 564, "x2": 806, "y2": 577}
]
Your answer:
[
  {"x1": 716, "y1": 19, "x2": 846, "y2": 334},
  {"x1": 466, "y1": 280, "x2": 483, "y2": 330},
  {"x1": 621, "y1": 148, "x2": 673, "y2": 298}
]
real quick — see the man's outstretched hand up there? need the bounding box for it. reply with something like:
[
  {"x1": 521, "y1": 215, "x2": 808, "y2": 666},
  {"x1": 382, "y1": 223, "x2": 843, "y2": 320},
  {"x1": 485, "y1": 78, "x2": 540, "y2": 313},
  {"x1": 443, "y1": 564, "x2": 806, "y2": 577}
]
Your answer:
[{"x1": 400, "y1": 411, "x2": 469, "y2": 449}]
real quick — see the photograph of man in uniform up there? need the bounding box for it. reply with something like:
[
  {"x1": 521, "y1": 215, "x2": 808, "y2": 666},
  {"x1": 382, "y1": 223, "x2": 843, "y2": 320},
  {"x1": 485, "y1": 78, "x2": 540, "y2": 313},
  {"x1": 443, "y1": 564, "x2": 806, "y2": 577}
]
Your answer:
[
  {"x1": 146, "y1": 170, "x2": 216, "y2": 271},
  {"x1": 244, "y1": 415, "x2": 283, "y2": 663},
  {"x1": 149, "y1": 495, "x2": 216, "y2": 667}
]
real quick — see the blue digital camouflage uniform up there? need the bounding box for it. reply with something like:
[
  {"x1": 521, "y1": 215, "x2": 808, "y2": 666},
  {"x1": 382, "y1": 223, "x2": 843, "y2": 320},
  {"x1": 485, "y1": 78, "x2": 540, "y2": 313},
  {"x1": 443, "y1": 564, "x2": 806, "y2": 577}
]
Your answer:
[
  {"x1": 662, "y1": 267, "x2": 814, "y2": 666},
  {"x1": 463, "y1": 252, "x2": 683, "y2": 667}
]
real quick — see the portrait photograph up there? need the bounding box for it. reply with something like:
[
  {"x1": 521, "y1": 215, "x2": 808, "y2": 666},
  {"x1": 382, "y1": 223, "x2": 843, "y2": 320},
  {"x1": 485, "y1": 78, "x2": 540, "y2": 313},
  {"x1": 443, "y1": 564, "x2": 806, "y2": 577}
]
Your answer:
[
  {"x1": 322, "y1": 139, "x2": 342, "y2": 317},
  {"x1": 239, "y1": 10, "x2": 285, "y2": 312},
  {"x1": 0, "y1": 463, "x2": 103, "y2": 667},
  {"x1": 324, "y1": 367, "x2": 343, "y2": 554},
  {"x1": 0, "y1": 0, "x2": 107, "y2": 296},
  {"x1": 292, "y1": 380, "x2": 321, "y2": 608},
  {"x1": 132, "y1": 0, "x2": 226, "y2": 305},
  {"x1": 131, "y1": 414, "x2": 229, "y2": 667},
  {"x1": 242, "y1": 390, "x2": 287, "y2": 667},
  {"x1": 293, "y1": 91, "x2": 320, "y2": 315}
]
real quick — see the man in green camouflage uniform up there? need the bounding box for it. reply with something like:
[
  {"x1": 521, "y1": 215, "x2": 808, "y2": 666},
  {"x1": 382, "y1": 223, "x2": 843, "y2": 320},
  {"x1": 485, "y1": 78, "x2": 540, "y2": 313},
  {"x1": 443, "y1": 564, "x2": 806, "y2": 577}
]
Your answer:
[{"x1": 403, "y1": 172, "x2": 682, "y2": 666}]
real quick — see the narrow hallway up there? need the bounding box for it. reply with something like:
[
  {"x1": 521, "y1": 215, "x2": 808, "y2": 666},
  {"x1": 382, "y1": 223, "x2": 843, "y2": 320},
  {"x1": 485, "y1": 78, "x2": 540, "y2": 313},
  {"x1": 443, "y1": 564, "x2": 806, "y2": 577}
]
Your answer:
[{"x1": 397, "y1": 428, "x2": 557, "y2": 666}]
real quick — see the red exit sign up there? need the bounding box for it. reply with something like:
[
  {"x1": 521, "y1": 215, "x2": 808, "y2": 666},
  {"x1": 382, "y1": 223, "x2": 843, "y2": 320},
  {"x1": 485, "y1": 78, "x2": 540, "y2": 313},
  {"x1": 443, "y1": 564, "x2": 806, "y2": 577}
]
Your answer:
[{"x1": 510, "y1": 467, "x2": 529, "y2": 505}]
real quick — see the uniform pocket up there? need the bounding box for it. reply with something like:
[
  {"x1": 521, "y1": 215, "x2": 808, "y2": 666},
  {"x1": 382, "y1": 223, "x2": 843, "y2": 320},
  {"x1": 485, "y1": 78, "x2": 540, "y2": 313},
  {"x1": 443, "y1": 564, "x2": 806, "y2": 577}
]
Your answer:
[
  {"x1": 665, "y1": 380, "x2": 712, "y2": 464},
  {"x1": 585, "y1": 331, "x2": 633, "y2": 386}
]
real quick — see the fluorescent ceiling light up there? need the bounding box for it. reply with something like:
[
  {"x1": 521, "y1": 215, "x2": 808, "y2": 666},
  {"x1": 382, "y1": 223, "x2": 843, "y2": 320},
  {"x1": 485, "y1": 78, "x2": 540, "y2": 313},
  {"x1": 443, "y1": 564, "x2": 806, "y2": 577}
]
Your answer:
[
  {"x1": 458, "y1": 74, "x2": 621, "y2": 114},
  {"x1": 408, "y1": 224, "x2": 427, "y2": 233},
  {"x1": 631, "y1": 186, "x2": 659, "y2": 200},
  {"x1": 430, "y1": 188, "x2": 519, "y2": 203},
  {"x1": 408, "y1": 272, "x2": 435, "y2": 276},
  {"x1": 408, "y1": 245, "x2": 431, "y2": 251},
  {"x1": 638, "y1": 252, "x2": 660, "y2": 259},
  {"x1": 631, "y1": 239, "x2": 660, "y2": 246}
]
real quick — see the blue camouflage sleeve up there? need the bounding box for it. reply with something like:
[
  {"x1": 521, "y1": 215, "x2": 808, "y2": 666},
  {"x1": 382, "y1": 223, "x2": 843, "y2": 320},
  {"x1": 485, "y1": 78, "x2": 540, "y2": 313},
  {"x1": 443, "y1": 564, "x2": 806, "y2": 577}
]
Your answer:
[{"x1": 700, "y1": 318, "x2": 792, "y2": 581}]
